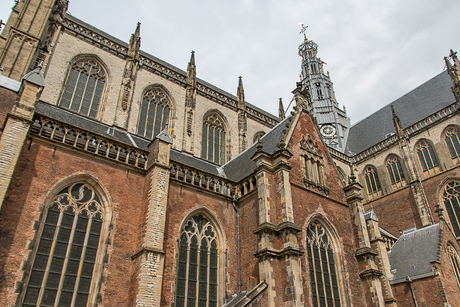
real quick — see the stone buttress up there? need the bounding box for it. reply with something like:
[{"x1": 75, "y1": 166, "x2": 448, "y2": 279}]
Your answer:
[
  {"x1": 0, "y1": 66, "x2": 44, "y2": 211},
  {"x1": 133, "y1": 127, "x2": 172, "y2": 306}
]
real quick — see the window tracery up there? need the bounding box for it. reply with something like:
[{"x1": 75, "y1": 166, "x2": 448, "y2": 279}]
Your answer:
[
  {"x1": 442, "y1": 181, "x2": 460, "y2": 238},
  {"x1": 364, "y1": 166, "x2": 381, "y2": 196},
  {"x1": 60, "y1": 59, "x2": 106, "y2": 118},
  {"x1": 416, "y1": 140, "x2": 439, "y2": 171},
  {"x1": 201, "y1": 114, "x2": 226, "y2": 164},
  {"x1": 445, "y1": 126, "x2": 460, "y2": 159},
  {"x1": 175, "y1": 214, "x2": 218, "y2": 307},
  {"x1": 137, "y1": 88, "x2": 170, "y2": 139},
  {"x1": 301, "y1": 135, "x2": 329, "y2": 195},
  {"x1": 23, "y1": 183, "x2": 105, "y2": 307},
  {"x1": 306, "y1": 221, "x2": 341, "y2": 307},
  {"x1": 386, "y1": 156, "x2": 405, "y2": 185}
]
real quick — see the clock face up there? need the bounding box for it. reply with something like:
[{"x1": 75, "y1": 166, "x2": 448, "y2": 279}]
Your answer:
[{"x1": 321, "y1": 125, "x2": 336, "y2": 136}]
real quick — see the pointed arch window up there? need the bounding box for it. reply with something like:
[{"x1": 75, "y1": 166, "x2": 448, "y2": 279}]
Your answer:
[
  {"x1": 445, "y1": 126, "x2": 460, "y2": 159},
  {"x1": 416, "y1": 140, "x2": 439, "y2": 171},
  {"x1": 364, "y1": 166, "x2": 381, "y2": 195},
  {"x1": 60, "y1": 59, "x2": 106, "y2": 118},
  {"x1": 447, "y1": 245, "x2": 460, "y2": 289},
  {"x1": 202, "y1": 114, "x2": 226, "y2": 164},
  {"x1": 442, "y1": 181, "x2": 460, "y2": 238},
  {"x1": 22, "y1": 183, "x2": 106, "y2": 307},
  {"x1": 175, "y1": 214, "x2": 218, "y2": 307},
  {"x1": 137, "y1": 88, "x2": 171, "y2": 139},
  {"x1": 386, "y1": 156, "x2": 405, "y2": 184},
  {"x1": 306, "y1": 221, "x2": 341, "y2": 307}
]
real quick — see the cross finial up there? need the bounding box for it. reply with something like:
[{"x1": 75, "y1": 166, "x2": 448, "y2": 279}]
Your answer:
[{"x1": 299, "y1": 22, "x2": 308, "y2": 40}]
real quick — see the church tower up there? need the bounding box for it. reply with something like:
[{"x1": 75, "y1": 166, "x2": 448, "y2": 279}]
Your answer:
[{"x1": 298, "y1": 32, "x2": 350, "y2": 153}]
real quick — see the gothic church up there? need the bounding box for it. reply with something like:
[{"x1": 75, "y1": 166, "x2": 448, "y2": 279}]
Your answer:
[{"x1": 1, "y1": 1, "x2": 460, "y2": 306}]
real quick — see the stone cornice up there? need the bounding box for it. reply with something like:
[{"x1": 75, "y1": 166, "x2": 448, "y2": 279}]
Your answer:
[
  {"x1": 253, "y1": 221, "x2": 302, "y2": 234},
  {"x1": 254, "y1": 246, "x2": 303, "y2": 258}
]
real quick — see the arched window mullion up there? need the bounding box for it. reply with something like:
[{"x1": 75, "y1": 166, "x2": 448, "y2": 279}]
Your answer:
[
  {"x1": 54, "y1": 211, "x2": 79, "y2": 306},
  {"x1": 34, "y1": 208, "x2": 65, "y2": 306}
]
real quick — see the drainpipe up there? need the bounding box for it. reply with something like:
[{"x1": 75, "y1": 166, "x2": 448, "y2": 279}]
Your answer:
[
  {"x1": 232, "y1": 195, "x2": 242, "y2": 292},
  {"x1": 405, "y1": 134, "x2": 435, "y2": 224},
  {"x1": 405, "y1": 275, "x2": 418, "y2": 307}
]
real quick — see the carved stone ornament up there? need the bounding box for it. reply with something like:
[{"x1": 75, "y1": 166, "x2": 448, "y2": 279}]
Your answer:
[{"x1": 300, "y1": 135, "x2": 322, "y2": 156}]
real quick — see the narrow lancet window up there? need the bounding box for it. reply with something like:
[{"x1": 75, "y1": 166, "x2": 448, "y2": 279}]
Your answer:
[
  {"x1": 445, "y1": 126, "x2": 460, "y2": 158},
  {"x1": 442, "y1": 181, "x2": 460, "y2": 238},
  {"x1": 386, "y1": 156, "x2": 405, "y2": 184},
  {"x1": 364, "y1": 166, "x2": 381, "y2": 195},
  {"x1": 416, "y1": 140, "x2": 439, "y2": 171}
]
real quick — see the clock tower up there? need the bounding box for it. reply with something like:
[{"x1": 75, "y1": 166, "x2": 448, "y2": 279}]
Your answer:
[{"x1": 298, "y1": 33, "x2": 351, "y2": 153}]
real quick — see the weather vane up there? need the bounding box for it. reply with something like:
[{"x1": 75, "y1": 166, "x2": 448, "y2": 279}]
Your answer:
[{"x1": 299, "y1": 23, "x2": 308, "y2": 35}]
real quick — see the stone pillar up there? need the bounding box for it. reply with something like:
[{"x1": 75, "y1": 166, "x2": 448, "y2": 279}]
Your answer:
[
  {"x1": 252, "y1": 141, "x2": 304, "y2": 306},
  {"x1": 366, "y1": 215, "x2": 397, "y2": 306},
  {"x1": 391, "y1": 106, "x2": 432, "y2": 227},
  {"x1": 181, "y1": 51, "x2": 197, "y2": 154},
  {"x1": 344, "y1": 171, "x2": 386, "y2": 307},
  {"x1": 0, "y1": 67, "x2": 44, "y2": 211},
  {"x1": 135, "y1": 128, "x2": 172, "y2": 306},
  {"x1": 114, "y1": 23, "x2": 141, "y2": 129}
]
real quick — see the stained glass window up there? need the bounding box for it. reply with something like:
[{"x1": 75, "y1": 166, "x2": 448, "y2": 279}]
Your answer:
[
  {"x1": 23, "y1": 183, "x2": 104, "y2": 307},
  {"x1": 137, "y1": 88, "x2": 170, "y2": 139},
  {"x1": 364, "y1": 166, "x2": 381, "y2": 195},
  {"x1": 175, "y1": 214, "x2": 218, "y2": 307},
  {"x1": 60, "y1": 59, "x2": 105, "y2": 118},
  {"x1": 386, "y1": 156, "x2": 405, "y2": 184},
  {"x1": 307, "y1": 221, "x2": 341, "y2": 307},
  {"x1": 445, "y1": 127, "x2": 460, "y2": 159},
  {"x1": 202, "y1": 114, "x2": 226, "y2": 164},
  {"x1": 442, "y1": 181, "x2": 460, "y2": 238},
  {"x1": 416, "y1": 140, "x2": 439, "y2": 171}
]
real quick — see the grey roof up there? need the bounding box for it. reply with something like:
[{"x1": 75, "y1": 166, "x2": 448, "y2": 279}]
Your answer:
[
  {"x1": 389, "y1": 224, "x2": 439, "y2": 284},
  {"x1": 65, "y1": 14, "x2": 278, "y2": 124},
  {"x1": 379, "y1": 227, "x2": 398, "y2": 240},
  {"x1": 364, "y1": 210, "x2": 378, "y2": 222},
  {"x1": 346, "y1": 71, "x2": 455, "y2": 154},
  {"x1": 222, "y1": 116, "x2": 292, "y2": 182},
  {"x1": 0, "y1": 74, "x2": 21, "y2": 92},
  {"x1": 35, "y1": 102, "x2": 151, "y2": 149},
  {"x1": 170, "y1": 150, "x2": 222, "y2": 177}
]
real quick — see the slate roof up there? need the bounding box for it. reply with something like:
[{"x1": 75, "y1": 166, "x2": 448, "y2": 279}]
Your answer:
[
  {"x1": 35, "y1": 102, "x2": 151, "y2": 150},
  {"x1": 389, "y1": 224, "x2": 439, "y2": 284},
  {"x1": 346, "y1": 71, "x2": 455, "y2": 154},
  {"x1": 222, "y1": 116, "x2": 292, "y2": 182}
]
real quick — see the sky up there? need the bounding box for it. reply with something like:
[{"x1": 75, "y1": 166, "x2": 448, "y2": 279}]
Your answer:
[{"x1": 1, "y1": 0, "x2": 460, "y2": 124}]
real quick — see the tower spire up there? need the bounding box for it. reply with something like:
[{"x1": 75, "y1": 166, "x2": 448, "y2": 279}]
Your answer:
[
  {"x1": 237, "y1": 76, "x2": 247, "y2": 152},
  {"x1": 297, "y1": 31, "x2": 350, "y2": 153},
  {"x1": 279, "y1": 98, "x2": 285, "y2": 120}
]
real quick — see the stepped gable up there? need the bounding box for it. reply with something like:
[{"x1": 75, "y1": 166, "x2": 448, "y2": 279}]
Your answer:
[
  {"x1": 389, "y1": 224, "x2": 440, "y2": 283},
  {"x1": 346, "y1": 71, "x2": 455, "y2": 154}
]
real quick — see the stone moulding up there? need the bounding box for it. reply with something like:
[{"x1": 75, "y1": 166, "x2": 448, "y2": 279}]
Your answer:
[{"x1": 30, "y1": 114, "x2": 148, "y2": 169}]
